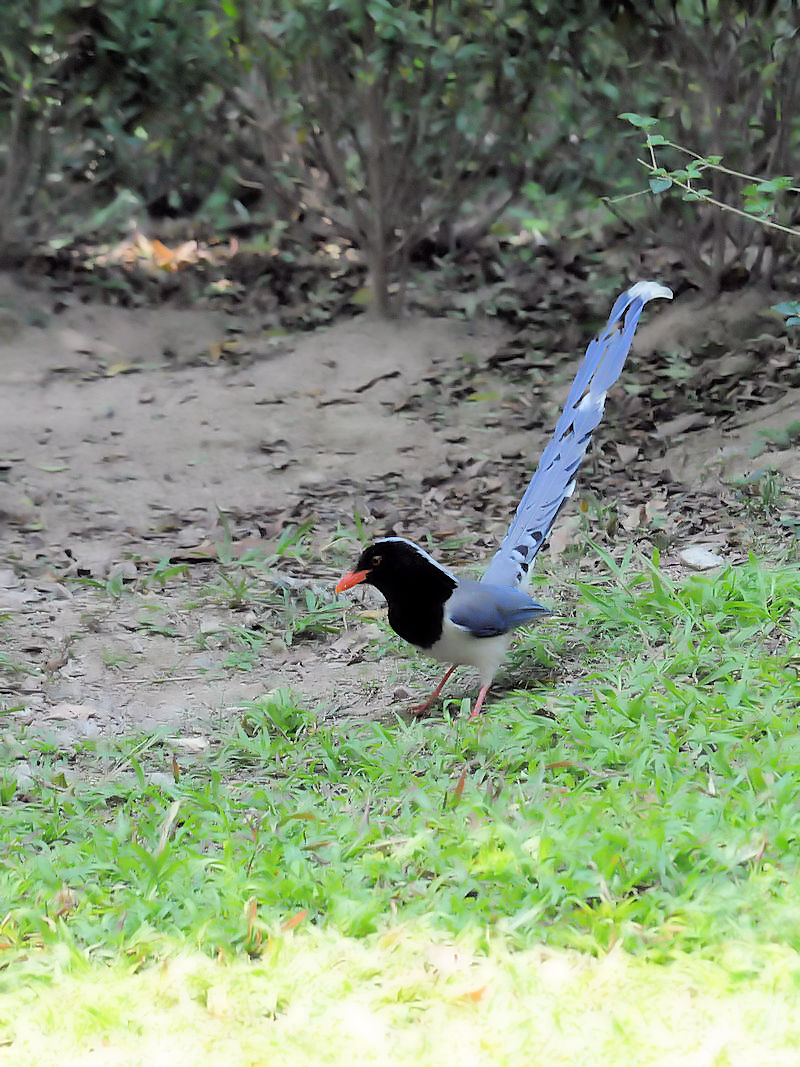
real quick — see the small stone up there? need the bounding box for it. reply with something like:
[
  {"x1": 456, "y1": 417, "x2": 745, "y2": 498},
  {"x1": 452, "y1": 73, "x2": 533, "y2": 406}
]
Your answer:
[{"x1": 679, "y1": 545, "x2": 726, "y2": 570}]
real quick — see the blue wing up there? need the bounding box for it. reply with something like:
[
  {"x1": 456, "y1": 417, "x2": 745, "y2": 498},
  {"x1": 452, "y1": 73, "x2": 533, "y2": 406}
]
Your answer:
[
  {"x1": 447, "y1": 579, "x2": 551, "y2": 638},
  {"x1": 482, "y1": 281, "x2": 672, "y2": 588}
]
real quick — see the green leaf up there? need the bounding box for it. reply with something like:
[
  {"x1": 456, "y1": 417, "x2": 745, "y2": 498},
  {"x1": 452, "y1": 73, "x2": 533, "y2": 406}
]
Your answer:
[
  {"x1": 649, "y1": 177, "x2": 673, "y2": 194},
  {"x1": 619, "y1": 112, "x2": 658, "y2": 128}
]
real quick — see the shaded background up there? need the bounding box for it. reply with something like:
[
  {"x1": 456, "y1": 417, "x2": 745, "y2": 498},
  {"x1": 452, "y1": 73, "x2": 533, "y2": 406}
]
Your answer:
[{"x1": 1, "y1": 0, "x2": 798, "y2": 315}]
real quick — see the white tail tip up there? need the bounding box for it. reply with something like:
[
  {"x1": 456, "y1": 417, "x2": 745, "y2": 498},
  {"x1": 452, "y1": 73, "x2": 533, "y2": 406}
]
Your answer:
[{"x1": 628, "y1": 281, "x2": 673, "y2": 304}]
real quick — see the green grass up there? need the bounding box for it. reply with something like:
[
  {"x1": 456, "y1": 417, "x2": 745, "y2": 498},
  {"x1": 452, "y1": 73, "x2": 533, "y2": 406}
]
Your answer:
[{"x1": 1, "y1": 557, "x2": 800, "y2": 1062}]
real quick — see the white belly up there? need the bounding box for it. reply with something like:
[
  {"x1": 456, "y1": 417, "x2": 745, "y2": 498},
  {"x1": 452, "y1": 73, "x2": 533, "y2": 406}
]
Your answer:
[{"x1": 428, "y1": 616, "x2": 513, "y2": 686}]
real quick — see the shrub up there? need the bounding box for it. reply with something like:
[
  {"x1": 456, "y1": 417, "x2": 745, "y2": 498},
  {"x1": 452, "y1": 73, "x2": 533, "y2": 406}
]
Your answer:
[
  {"x1": 614, "y1": 0, "x2": 800, "y2": 290},
  {"x1": 0, "y1": 0, "x2": 237, "y2": 256},
  {"x1": 233, "y1": 0, "x2": 602, "y2": 316}
]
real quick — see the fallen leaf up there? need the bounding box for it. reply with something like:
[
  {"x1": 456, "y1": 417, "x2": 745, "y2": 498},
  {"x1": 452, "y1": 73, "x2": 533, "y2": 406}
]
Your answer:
[
  {"x1": 458, "y1": 984, "x2": 489, "y2": 1003},
  {"x1": 620, "y1": 505, "x2": 643, "y2": 532},
  {"x1": 150, "y1": 238, "x2": 199, "y2": 271},
  {"x1": 713, "y1": 352, "x2": 754, "y2": 379},
  {"x1": 58, "y1": 328, "x2": 96, "y2": 356},
  {"x1": 45, "y1": 702, "x2": 98, "y2": 721},
  {"x1": 451, "y1": 766, "x2": 468, "y2": 804},
  {"x1": 621, "y1": 498, "x2": 668, "y2": 532},
  {"x1": 174, "y1": 535, "x2": 268, "y2": 562},
  {"x1": 44, "y1": 649, "x2": 70, "y2": 672},
  {"x1": 105, "y1": 362, "x2": 135, "y2": 377},
  {"x1": 281, "y1": 909, "x2": 307, "y2": 931},
  {"x1": 615, "y1": 443, "x2": 640, "y2": 464},
  {"x1": 654, "y1": 412, "x2": 709, "y2": 440},
  {"x1": 349, "y1": 287, "x2": 373, "y2": 307},
  {"x1": 52, "y1": 885, "x2": 79, "y2": 918},
  {"x1": 547, "y1": 514, "x2": 581, "y2": 557}
]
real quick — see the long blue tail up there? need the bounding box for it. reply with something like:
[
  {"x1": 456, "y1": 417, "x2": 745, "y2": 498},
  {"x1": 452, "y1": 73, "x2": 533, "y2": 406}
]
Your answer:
[{"x1": 481, "y1": 281, "x2": 673, "y2": 588}]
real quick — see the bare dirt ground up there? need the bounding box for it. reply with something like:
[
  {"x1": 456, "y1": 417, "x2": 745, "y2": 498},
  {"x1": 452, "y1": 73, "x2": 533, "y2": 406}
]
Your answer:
[{"x1": 1, "y1": 269, "x2": 798, "y2": 748}]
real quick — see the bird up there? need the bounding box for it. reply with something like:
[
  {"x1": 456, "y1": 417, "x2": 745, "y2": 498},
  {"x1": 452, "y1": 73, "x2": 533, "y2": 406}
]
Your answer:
[{"x1": 335, "y1": 281, "x2": 673, "y2": 719}]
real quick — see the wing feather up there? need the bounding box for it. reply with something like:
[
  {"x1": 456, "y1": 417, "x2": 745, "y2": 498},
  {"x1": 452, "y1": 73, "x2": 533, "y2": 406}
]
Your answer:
[{"x1": 448, "y1": 579, "x2": 550, "y2": 637}]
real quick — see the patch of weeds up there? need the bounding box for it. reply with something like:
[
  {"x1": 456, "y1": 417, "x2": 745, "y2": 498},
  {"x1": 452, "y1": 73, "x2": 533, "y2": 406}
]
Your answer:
[
  {"x1": 655, "y1": 346, "x2": 695, "y2": 385},
  {"x1": 210, "y1": 565, "x2": 254, "y2": 609},
  {"x1": 67, "y1": 571, "x2": 133, "y2": 598},
  {"x1": 236, "y1": 688, "x2": 316, "y2": 741},
  {"x1": 268, "y1": 518, "x2": 317, "y2": 564},
  {"x1": 734, "y1": 469, "x2": 785, "y2": 517},
  {"x1": 757, "y1": 420, "x2": 800, "y2": 451},
  {"x1": 198, "y1": 516, "x2": 320, "y2": 615},
  {"x1": 141, "y1": 556, "x2": 191, "y2": 591},
  {"x1": 220, "y1": 626, "x2": 266, "y2": 672},
  {"x1": 327, "y1": 515, "x2": 368, "y2": 551},
  {"x1": 326, "y1": 511, "x2": 388, "y2": 560},
  {"x1": 272, "y1": 587, "x2": 342, "y2": 644},
  {"x1": 213, "y1": 511, "x2": 315, "y2": 570}
]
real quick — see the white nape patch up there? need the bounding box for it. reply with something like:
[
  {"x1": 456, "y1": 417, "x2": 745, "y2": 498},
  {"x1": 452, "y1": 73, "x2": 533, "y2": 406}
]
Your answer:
[
  {"x1": 429, "y1": 615, "x2": 512, "y2": 687},
  {"x1": 627, "y1": 281, "x2": 673, "y2": 304},
  {"x1": 379, "y1": 536, "x2": 458, "y2": 581}
]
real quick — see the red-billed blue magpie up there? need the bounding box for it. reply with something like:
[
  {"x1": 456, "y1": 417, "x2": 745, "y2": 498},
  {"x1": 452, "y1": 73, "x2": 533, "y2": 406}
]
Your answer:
[{"x1": 336, "y1": 281, "x2": 673, "y2": 719}]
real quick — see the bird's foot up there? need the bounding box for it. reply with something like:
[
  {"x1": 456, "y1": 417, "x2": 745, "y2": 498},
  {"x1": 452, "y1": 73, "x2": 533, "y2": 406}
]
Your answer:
[
  {"x1": 408, "y1": 698, "x2": 439, "y2": 718},
  {"x1": 407, "y1": 666, "x2": 456, "y2": 718},
  {"x1": 467, "y1": 683, "x2": 491, "y2": 721}
]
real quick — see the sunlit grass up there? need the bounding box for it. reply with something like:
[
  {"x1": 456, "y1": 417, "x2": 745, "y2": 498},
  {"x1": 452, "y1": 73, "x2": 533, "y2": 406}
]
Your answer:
[{"x1": 3, "y1": 931, "x2": 800, "y2": 1065}]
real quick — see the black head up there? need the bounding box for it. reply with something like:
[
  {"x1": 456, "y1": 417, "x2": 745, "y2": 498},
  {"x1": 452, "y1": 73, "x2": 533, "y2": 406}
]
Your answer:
[
  {"x1": 335, "y1": 538, "x2": 456, "y2": 605},
  {"x1": 335, "y1": 538, "x2": 458, "y2": 648}
]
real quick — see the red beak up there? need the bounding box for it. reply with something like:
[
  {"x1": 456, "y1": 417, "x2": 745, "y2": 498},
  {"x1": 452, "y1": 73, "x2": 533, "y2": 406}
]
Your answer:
[{"x1": 335, "y1": 568, "x2": 370, "y2": 593}]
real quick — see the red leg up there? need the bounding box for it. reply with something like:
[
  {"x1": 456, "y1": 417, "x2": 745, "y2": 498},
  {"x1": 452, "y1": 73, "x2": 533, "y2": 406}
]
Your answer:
[
  {"x1": 409, "y1": 666, "x2": 456, "y2": 717},
  {"x1": 468, "y1": 683, "x2": 491, "y2": 721}
]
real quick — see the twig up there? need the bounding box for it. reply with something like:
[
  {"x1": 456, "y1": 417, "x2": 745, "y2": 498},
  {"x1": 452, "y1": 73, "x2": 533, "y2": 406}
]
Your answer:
[
  {"x1": 635, "y1": 158, "x2": 800, "y2": 239},
  {"x1": 657, "y1": 138, "x2": 800, "y2": 194}
]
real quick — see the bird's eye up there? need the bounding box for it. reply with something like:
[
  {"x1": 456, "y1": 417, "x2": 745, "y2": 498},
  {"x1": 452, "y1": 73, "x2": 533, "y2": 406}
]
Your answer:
[{"x1": 371, "y1": 554, "x2": 382, "y2": 566}]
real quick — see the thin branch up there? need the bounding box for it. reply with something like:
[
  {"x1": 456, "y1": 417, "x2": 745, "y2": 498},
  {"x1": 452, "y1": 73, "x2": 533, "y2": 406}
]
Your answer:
[
  {"x1": 635, "y1": 159, "x2": 800, "y2": 240},
  {"x1": 657, "y1": 139, "x2": 800, "y2": 195}
]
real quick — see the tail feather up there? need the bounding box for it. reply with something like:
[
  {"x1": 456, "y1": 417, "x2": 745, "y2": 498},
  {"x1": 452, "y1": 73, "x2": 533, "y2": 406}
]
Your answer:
[{"x1": 481, "y1": 281, "x2": 672, "y2": 588}]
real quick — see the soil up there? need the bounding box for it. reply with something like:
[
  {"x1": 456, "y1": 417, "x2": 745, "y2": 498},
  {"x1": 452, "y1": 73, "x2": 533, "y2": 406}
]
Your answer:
[{"x1": 1, "y1": 269, "x2": 798, "y2": 749}]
